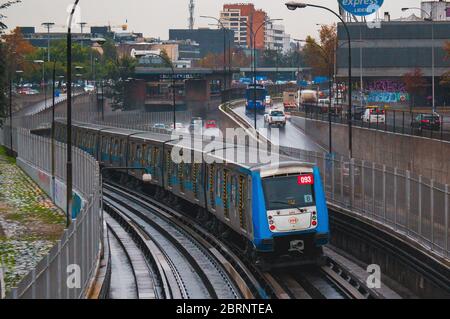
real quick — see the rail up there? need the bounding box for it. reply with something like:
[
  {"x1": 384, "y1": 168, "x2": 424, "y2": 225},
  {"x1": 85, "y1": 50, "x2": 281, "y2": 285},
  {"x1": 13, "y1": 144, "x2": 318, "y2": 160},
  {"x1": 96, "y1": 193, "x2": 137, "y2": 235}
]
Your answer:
[{"x1": 225, "y1": 100, "x2": 449, "y2": 260}]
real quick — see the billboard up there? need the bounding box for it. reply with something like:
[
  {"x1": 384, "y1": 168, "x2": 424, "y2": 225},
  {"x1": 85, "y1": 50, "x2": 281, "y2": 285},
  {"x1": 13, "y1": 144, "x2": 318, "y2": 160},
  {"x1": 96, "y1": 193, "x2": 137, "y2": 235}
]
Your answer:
[{"x1": 338, "y1": 0, "x2": 384, "y2": 17}]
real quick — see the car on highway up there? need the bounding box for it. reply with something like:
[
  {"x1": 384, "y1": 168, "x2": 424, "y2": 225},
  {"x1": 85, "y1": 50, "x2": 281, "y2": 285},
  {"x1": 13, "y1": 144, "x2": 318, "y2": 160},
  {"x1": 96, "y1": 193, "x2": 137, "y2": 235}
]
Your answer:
[
  {"x1": 411, "y1": 113, "x2": 441, "y2": 131},
  {"x1": 152, "y1": 123, "x2": 167, "y2": 130},
  {"x1": 264, "y1": 109, "x2": 287, "y2": 127},
  {"x1": 189, "y1": 117, "x2": 203, "y2": 134},
  {"x1": 84, "y1": 84, "x2": 95, "y2": 93},
  {"x1": 362, "y1": 107, "x2": 385, "y2": 124},
  {"x1": 171, "y1": 122, "x2": 189, "y2": 133},
  {"x1": 205, "y1": 120, "x2": 217, "y2": 129},
  {"x1": 265, "y1": 95, "x2": 273, "y2": 107}
]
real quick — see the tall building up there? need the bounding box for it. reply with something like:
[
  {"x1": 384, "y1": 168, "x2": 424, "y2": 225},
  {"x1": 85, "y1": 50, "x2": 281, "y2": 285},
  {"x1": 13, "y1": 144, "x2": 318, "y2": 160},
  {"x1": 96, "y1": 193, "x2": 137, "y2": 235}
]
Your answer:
[
  {"x1": 169, "y1": 28, "x2": 235, "y2": 58},
  {"x1": 265, "y1": 22, "x2": 291, "y2": 53},
  {"x1": 421, "y1": 0, "x2": 450, "y2": 21},
  {"x1": 220, "y1": 3, "x2": 266, "y2": 49}
]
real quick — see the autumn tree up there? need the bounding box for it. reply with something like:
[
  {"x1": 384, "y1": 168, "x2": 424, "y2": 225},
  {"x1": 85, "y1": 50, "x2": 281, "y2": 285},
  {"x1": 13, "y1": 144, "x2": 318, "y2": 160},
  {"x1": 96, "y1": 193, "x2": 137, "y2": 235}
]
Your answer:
[
  {"x1": 0, "y1": 1, "x2": 21, "y2": 127},
  {"x1": 195, "y1": 48, "x2": 251, "y2": 68},
  {"x1": 402, "y1": 68, "x2": 427, "y2": 109},
  {"x1": 303, "y1": 24, "x2": 337, "y2": 77},
  {"x1": 440, "y1": 41, "x2": 450, "y2": 88}
]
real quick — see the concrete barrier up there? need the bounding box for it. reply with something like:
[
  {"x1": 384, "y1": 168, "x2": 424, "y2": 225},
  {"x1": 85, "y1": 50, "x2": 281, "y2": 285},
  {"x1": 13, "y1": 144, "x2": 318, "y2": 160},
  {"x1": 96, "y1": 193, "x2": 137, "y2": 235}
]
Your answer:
[{"x1": 294, "y1": 117, "x2": 450, "y2": 185}]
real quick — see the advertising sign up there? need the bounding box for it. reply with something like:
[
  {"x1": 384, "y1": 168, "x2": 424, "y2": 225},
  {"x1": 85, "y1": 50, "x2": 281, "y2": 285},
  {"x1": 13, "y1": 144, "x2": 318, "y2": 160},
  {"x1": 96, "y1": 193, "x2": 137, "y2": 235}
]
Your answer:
[{"x1": 338, "y1": 0, "x2": 384, "y2": 17}]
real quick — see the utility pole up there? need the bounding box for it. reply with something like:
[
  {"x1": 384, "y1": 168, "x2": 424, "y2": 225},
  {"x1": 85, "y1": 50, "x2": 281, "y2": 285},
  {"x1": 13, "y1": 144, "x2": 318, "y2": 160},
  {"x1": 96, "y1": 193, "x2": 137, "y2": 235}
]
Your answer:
[
  {"x1": 42, "y1": 22, "x2": 55, "y2": 62},
  {"x1": 78, "y1": 22, "x2": 88, "y2": 47},
  {"x1": 188, "y1": 0, "x2": 195, "y2": 29}
]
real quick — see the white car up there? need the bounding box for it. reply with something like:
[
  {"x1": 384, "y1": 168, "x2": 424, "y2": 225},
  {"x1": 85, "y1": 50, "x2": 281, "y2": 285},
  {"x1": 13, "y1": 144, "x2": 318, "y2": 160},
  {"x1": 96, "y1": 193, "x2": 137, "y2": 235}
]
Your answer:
[
  {"x1": 362, "y1": 108, "x2": 385, "y2": 124},
  {"x1": 84, "y1": 85, "x2": 95, "y2": 93},
  {"x1": 265, "y1": 95, "x2": 273, "y2": 107},
  {"x1": 264, "y1": 109, "x2": 287, "y2": 127}
]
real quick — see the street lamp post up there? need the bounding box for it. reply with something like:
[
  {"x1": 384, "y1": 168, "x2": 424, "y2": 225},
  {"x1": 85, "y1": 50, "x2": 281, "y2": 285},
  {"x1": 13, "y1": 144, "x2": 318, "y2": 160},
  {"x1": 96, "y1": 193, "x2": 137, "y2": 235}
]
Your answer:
[
  {"x1": 246, "y1": 18, "x2": 282, "y2": 130},
  {"x1": 42, "y1": 22, "x2": 55, "y2": 62},
  {"x1": 66, "y1": 0, "x2": 81, "y2": 227},
  {"x1": 34, "y1": 60, "x2": 47, "y2": 109},
  {"x1": 91, "y1": 38, "x2": 106, "y2": 120},
  {"x1": 402, "y1": 7, "x2": 436, "y2": 113},
  {"x1": 295, "y1": 39, "x2": 333, "y2": 154},
  {"x1": 286, "y1": 1, "x2": 353, "y2": 158},
  {"x1": 8, "y1": 70, "x2": 23, "y2": 153}
]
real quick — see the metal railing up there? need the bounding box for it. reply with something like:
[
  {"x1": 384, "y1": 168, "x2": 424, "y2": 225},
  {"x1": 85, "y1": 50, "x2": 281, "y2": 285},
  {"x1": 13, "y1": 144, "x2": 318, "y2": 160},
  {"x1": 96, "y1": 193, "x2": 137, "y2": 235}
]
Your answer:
[
  {"x1": 280, "y1": 146, "x2": 449, "y2": 259},
  {"x1": 300, "y1": 104, "x2": 450, "y2": 142},
  {"x1": 1, "y1": 128, "x2": 101, "y2": 299}
]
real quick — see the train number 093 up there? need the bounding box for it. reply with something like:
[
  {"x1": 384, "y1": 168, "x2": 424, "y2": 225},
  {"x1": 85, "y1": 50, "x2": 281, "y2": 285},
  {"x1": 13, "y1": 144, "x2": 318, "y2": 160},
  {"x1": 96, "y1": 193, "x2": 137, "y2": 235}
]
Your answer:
[{"x1": 298, "y1": 174, "x2": 314, "y2": 185}]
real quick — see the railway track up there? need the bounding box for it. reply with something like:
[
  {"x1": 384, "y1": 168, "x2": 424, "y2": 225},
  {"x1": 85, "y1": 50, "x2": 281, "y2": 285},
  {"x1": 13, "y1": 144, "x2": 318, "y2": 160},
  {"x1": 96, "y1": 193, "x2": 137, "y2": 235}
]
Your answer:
[
  {"x1": 103, "y1": 178, "x2": 390, "y2": 300},
  {"x1": 103, "y1": 182, "x2": 279, "y2": 299}
]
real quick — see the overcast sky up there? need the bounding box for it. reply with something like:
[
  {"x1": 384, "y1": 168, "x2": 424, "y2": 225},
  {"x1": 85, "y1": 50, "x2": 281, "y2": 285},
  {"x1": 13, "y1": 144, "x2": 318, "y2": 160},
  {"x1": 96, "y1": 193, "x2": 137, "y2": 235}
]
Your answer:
[{"x1": 3, "y1": 0, "x2": 424, "y2": 40}]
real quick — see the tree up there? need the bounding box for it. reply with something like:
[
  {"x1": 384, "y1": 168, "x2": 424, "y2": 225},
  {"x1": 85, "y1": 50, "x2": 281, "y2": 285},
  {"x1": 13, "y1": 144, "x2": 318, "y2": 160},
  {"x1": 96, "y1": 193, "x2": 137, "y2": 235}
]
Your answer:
[
  {"x1": 402, "y1": 68, "x2": 427, "y2": 109},
  {"x1": 105, "y1": 56, "x2": 137, "y2": 111},
  {"x1": 440, "y1": 41, "x2": 450, "y2": 88},
  {"x1": 0, "y1": 1, "x2": 20, "y2": 31},
  {"x1": 303, "y1": 24, "x2": 337, "y2": 77},
  {"x1": 0, "y1": 0, "x2": 21, "y2": 127}
]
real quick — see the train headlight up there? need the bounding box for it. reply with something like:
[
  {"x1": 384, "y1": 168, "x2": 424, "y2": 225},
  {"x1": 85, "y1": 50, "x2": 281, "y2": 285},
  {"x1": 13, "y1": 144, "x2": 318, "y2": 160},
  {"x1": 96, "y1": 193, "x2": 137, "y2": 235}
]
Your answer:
[
  {"x1": 312, "y1": 221, "x2": 317, "y2": 226},
  {"x1": 269, "y1": 225, "x2": 276, "y2": 231}
]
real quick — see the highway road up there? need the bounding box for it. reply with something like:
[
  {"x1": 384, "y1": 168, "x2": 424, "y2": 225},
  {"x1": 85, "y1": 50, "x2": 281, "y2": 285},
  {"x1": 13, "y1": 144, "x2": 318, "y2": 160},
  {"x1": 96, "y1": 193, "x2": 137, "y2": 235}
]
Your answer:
[{"x1": 233, "y1": 102, "x2": 324, "y2": 152}]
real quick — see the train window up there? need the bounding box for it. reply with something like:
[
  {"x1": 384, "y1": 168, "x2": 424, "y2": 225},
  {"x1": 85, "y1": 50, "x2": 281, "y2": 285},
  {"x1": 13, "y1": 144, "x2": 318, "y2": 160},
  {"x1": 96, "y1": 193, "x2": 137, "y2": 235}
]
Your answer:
[
  {"x1": 166, "y1": 150, "x2": 172, "y2": 187},
  {"x1": 238, "y1": 175, "x2": 247, "y2": 230},
  {"x1": 223, "y1": 169, "x2": 229, "y2": 218},
  {"x1": 231, "y1": 176, "x2": 237, "y2": 205},
  {"x1": 136, "y1": 145, "x2": 142, "y2": 163},
  {"x1": 192, "y1": 163, "x2": 200, "y2": 199},
  {"x1": 141, "y1": 144, "x2": 147, "y2": 165},
  {"x1": 146, "y1": 146, "x2": 153, "y2": 165},
  {"x1": 113, "y1": 139, "x2": 119, "y2": 157},
  {"x1": 179, "y1": 162, "x2": 185, "y2": 193},
  {"x1": 216, "y1": 168, "x2": 221, "y2": 198},
  {"x1": 209, "y1": 164, "x2": 215, "y2": 209}
]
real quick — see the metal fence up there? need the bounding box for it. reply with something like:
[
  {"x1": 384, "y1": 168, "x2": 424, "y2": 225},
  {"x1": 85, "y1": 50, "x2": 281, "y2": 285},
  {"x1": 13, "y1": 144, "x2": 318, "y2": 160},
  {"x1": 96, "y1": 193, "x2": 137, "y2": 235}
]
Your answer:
[
  {"x1": 10, "y1": 109, "x2": 193, "y2": 133},
  {"x1": 280, "y1": 146, "x2": 449, "y2": 259},
  {"x1": 1, "y1": 129, "x2": 101, "y2": 299}
]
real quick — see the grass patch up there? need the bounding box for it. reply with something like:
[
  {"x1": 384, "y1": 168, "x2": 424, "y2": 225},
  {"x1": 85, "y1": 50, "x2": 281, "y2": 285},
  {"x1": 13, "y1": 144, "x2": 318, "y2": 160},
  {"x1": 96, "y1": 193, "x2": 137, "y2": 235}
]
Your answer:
[{"x1": 0, "y1": 146, "x2": 16, "y2": 164}]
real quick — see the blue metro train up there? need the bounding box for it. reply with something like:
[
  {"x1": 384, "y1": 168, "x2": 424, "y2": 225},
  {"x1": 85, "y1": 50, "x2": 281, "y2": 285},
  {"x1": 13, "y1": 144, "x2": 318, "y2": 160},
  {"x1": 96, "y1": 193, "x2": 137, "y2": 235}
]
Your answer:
[{"x1": 54, "y1": 121, "x2": 329, "y2": 268}]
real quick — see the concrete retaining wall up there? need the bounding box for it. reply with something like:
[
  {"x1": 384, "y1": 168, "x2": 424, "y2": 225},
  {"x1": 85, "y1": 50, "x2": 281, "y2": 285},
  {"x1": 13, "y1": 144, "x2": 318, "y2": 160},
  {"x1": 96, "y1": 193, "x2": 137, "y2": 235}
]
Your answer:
[
  {"x1": 293, "y1": 117, "x2": 450, "y2": 185},
  {"x1": 17, "y1": 158, "x2": 85, "y2": 219}
]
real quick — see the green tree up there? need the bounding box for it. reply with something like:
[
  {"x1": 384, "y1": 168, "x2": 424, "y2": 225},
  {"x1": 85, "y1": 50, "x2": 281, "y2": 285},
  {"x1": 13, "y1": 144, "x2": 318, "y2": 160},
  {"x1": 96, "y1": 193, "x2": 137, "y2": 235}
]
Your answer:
[{"x1": 105, "y1": 56, "x2": 137, "y2": 110}]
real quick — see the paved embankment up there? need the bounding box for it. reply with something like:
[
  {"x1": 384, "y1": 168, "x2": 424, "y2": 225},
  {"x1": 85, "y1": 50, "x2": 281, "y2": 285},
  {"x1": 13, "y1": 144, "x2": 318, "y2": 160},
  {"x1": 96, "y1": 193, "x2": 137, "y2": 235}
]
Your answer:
[{"x1": 0, "y1": 146, "x2": 65, "y2": 295}]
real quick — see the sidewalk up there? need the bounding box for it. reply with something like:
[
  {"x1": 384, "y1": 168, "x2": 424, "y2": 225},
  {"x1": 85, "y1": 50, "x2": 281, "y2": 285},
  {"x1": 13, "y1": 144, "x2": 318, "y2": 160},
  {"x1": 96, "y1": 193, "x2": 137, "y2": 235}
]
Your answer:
[{"x1": 0, "y1": 147, "x2": 65, "y2": 295}]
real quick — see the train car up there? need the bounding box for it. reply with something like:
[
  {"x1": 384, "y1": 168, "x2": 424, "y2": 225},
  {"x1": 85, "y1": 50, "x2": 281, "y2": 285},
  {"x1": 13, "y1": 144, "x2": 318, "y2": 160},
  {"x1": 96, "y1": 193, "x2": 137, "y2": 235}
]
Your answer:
[{"x1": 55, "y1": 121, "x2": 329, "y2": 269}]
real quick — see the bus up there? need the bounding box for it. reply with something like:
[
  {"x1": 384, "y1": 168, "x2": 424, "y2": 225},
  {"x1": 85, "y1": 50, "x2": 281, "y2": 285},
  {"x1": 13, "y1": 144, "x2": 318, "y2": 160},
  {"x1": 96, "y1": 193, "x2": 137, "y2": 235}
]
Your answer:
[{"x1": 245, "y1": 84, "x2": 267, "y2": 114}]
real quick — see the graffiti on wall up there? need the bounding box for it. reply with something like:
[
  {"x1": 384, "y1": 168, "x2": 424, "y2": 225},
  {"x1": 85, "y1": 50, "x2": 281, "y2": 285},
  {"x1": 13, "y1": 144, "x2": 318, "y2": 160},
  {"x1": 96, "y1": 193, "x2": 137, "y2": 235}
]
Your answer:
[{"x1": 367, "y1": 80, "x2": 409, "y2": 104}]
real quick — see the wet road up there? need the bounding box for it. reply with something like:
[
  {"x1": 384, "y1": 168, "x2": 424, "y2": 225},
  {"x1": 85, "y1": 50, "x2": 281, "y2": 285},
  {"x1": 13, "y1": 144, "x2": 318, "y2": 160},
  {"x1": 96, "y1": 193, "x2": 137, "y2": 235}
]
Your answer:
[{"x1": 233, "y1": 102, "x2": 324, "y2": 152}]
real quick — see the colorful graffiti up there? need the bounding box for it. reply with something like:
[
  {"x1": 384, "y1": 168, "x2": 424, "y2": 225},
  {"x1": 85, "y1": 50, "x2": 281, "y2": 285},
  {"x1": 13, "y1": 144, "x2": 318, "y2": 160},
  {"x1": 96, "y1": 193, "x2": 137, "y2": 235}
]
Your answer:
[
  {"x1": 366, "y1": 80, "x2": 409, "y2": 104},
  {"x1": 368, "y1": 80, "x2": 406, "y2": 93},
  {"x1": 368, "y1": 92, "x2": 409, "y2": 103}
]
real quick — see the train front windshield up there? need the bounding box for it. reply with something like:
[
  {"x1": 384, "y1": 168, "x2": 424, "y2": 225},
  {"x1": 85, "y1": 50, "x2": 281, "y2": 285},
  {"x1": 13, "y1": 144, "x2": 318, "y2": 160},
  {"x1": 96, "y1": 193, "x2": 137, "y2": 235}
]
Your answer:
[{"x1": 262, "y1": 175, "x2": 316, "y2": 211}]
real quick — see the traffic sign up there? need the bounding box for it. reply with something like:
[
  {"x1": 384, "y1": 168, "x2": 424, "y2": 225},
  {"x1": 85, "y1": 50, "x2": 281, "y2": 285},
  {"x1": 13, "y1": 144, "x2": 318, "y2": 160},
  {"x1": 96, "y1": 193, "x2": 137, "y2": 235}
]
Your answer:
[{"x1": 338, "y1": 0, "x2": 384, "y2": 17}]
